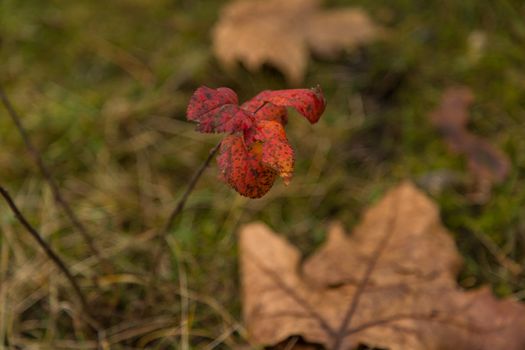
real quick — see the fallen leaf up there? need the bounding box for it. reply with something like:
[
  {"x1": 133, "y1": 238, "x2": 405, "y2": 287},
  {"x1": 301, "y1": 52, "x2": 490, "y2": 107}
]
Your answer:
[
  {"x1": 212, "y1": 0, "x2": 380, "y2": 85},
  {"x1": 429, "y1": 86, "x2": 473, "y2": 133},
  {"x1": 429, "y1": 86, "x2": 510, "y2": 200},
  {"x1": 239, "y1": 182, "x2": 525, "y2": 350}
]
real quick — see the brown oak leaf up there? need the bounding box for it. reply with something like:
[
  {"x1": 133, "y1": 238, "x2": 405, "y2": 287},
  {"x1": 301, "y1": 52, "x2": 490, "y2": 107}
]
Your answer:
[
  {"x1": 212, "y1": 0, "x2": 380, "y2": 85},
  {"x1": 239, "y1": 182, "x2": 525, "y2": 350}
]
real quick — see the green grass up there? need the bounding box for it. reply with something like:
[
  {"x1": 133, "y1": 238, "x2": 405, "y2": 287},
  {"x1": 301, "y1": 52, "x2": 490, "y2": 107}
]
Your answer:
[{"x1": 1, "y1": 0, "x2": 524, "y2": 348}]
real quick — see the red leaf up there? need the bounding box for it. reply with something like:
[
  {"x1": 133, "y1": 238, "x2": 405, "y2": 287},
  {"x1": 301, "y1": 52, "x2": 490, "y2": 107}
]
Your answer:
[
  {"x1": 241, "y1": 99, "x2": 288, "y2": 125},
  {"x1": 187, "y1": 85, "x2": 326, "y2": 198},
  {"x1": 186, "y1": 86, "x2": 254, "y2": 133},
  {"x1": 250, "y1": 86, "x2": 326, "y2": 124},
  {"x1": 252, "y1": 120, "x2": 294, "y2": 184},
  {"x1": 217, "y1": 135, "x2": 277, "y2": 198}
]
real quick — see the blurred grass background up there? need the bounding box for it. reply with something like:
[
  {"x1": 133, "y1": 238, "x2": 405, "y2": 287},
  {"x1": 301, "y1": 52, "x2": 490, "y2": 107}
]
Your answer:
[{"x1": 1, "y1": 0, "x2": 524, "y2": 348}]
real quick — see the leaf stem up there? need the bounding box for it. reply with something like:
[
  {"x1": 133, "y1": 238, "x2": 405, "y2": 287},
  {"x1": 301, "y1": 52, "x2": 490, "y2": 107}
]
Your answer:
[
  {"x1": 0, "y1": 86, "x2": 106, "y2": 267},
  {"x1": 163, "y1": 140, "x2": 222, "y2": 233},
  {"x1": 252, "y1": 101, "x2": 269, "y2": 115},
  {"x1": 150, "y1": 140, "x2": 221, "y2": 279},
  {"x1": 0, "y1": 186, "x2": 90, "y2": 313}
]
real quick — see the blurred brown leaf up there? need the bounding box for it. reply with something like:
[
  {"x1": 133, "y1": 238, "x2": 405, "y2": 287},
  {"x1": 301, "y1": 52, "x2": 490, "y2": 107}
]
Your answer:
[
  {"x1": 429, "y1": 86, "x2": 510, "y2": 200},
  {"x1": 239, "y1": 182, "x2": 525, "y2": 350},
  {"x1": 212, "y1": 0, "x2": 380, "y2": 85}
]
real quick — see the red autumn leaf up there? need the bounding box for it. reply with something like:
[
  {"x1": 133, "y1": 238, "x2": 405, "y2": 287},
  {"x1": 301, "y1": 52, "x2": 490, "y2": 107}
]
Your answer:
[
  {"x1": 186, "y1": 85, "x2": 326, "y2": 198},
  {"x1": 186, "y1": 86, "x2": 254, "y2": 133},
  {"x1": 241, "y1": 99, "x2": 288, "y2": 125},
  {"x1": 217, "y1": 134, "x2": 277, "y2": 198},
  {"x1": 249, "y1": 86, "x2": 326, "y2": 124},
  {"x1": 252, "y1": 120, "x2": 294, "y2": 184}
]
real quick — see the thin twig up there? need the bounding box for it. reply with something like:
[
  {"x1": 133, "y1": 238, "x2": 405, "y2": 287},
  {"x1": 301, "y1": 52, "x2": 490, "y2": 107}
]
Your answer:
[
  {"x1": 163, "y1": 141, "x2": 222, "y2": 234},
  {"x1": 0, "y1": 186, "x2": 89, "y2": 312},
  {"x1": 151, "y1": 141, "x2": 221, "y2": 279},
  {"x1": 0, "y1": 86, "x2": 105, "y2": 265}
]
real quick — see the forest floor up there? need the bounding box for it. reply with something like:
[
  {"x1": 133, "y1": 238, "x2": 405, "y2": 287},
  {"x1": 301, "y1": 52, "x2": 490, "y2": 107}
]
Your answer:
[{"x1": 1, "y1": 0, "x2": 524, "y2": 348}]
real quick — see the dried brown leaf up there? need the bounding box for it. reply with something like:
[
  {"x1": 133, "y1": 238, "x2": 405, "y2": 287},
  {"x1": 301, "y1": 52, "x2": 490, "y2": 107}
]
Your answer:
[
  {"x1": 429, "y1": 86, "x2": 474, "y2": 132},
  {"x1": 212, "y1": 0, "x2": 379, "y2": 85},
  {"x1": 239, "y1": 182, "x2": 525, "y2": 350},
  {"x1": 429, "y1": 86, "x2": 510, "y2": 196}
]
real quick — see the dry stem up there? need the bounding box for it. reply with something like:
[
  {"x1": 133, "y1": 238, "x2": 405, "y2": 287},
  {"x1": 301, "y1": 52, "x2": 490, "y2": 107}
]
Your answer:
[
  {"x1": 0, "y1": 186, "x2": 90, "y2": 313},
  {"x1": 0, "y1": 86, "x2": 107, "y2": 268}
]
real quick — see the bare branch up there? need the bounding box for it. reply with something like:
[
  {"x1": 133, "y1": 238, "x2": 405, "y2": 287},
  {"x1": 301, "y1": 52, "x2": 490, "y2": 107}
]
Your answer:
[
  {"x1": 0, "y1": 86, "x2": 106, "y2": 266},
  {"x1": 0, "y1": 186, "x2": 89, "y2": 313},
  {"x1": 152, "y1": 141, "x2": 221, "y2": 277},
  {"x1": 163, "y1": 141, "x2": 222, "y2": 233}
]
